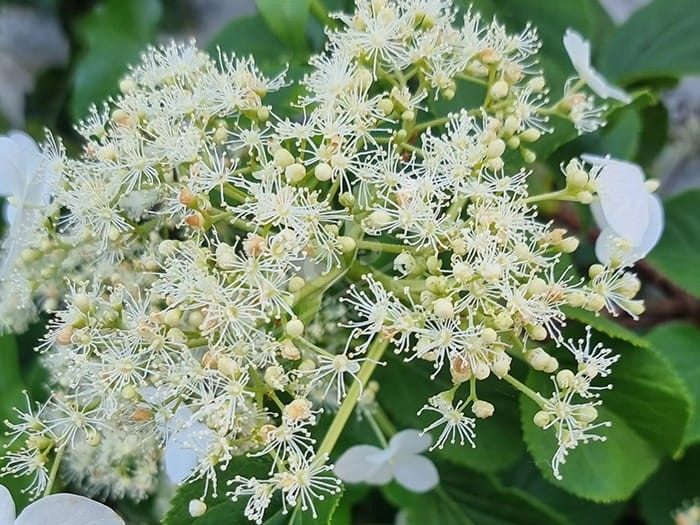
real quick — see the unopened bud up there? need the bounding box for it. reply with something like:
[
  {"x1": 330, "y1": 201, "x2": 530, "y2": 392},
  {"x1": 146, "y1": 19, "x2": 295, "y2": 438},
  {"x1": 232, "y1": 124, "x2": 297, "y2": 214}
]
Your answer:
[
  {"x1": 472, "y1": 400, "x2": 495, "y2": 418},
  {"x1": 274, "y1": 148, "x2": 296, "y2": 169},
  {"x1": 314, "y1": 162, "x2": 333, "y2": 181},
  {"x1": 189, "y1": 500, "x2": 207, "y2": 518},
  {"x1": 286, "y1": 319, "x2": 305, "y2": 338},
  {"x1": 285, "y1": 163, "x2": 306, "y2": 183}
]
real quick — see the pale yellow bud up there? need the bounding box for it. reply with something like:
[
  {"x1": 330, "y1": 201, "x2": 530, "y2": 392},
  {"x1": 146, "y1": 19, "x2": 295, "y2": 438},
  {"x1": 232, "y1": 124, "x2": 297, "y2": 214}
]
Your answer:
[
  {"x1": 314, "y1": 162, "x2": 333, "y2": 181},
  {"x1": 533, "y1": 410, "x2": 551, "y2": 428},
  {"x1": 285, "y1": 162, "x2": 306, "y2": 183},
  {"x1": 189, "y1": 500, "x2": 207, "y2": 518},
  {"x1": 286, "y1": 319, "x2": 305, "y2": 338},
  {"x1": 274, "y1": 148, "x2": 296, "y2": 169},
  {"x1": 472, "y1": 400, "x2": 495, "y2": 418},
  {"x1": 433, "y1": 297, "x2": 454, "y2": 319},
  {"x1": 489, "y1": 80, "x2": 509, "y2": 99}
]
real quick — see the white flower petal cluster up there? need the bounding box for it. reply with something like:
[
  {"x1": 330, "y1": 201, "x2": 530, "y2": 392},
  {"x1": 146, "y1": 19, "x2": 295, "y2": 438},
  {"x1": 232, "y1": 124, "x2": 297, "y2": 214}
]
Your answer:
[
  {"x1": 0, "y1": 484, "x2": 124, "y2": 525},
  {"x1": 585, "y1": 155, "x2": 664, "y2": 267},
  {"x1": 334, "y1": 429, "x2": 438, "y2": 493},
  {"x1": 563, "y1": 29, "x2": 631, "y2": 104}
]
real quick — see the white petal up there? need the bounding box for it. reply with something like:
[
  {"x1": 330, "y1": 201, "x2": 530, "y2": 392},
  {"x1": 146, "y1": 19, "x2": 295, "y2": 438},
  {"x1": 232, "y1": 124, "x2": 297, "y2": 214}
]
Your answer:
[
  {"x1": 164, "y1": 406, "x2": 215, "y2": 484},
  {"x1": 563, "y1": 29, "x2": 631, "y2": 104},
  {"x1": 15, "y1": 493, "x2": 124, "y2": 525},
  {"x1": 7, "y1": 131, "x2": 40, "y2": 174},
  {"x1": 0, "y1": 485, "x2": 16, "y2": 525},
  {"x1": 634, "y1": 193, "x2": 664, "y2": 258},
  {"x1": 334, "y1": 445, "x2": 383, "y2": 483},
  {"x1": 388, "y1": 429, "x2": 432, "y2": 455},
  {"x1": 392, "y1": 454, "x2": 440, "y2": 493},
  {"x1": 0, "y1": 136, "x2": 25, "y2": 197},
  {"x1": 586, "y1": 70, "x2": 632, "y2": 103},
  {"x1": 563, "y1": 29, "x2": 591, "y2": 73},
  {"x1": 164, "y1": 438, "x2": 201, "y2": 485},
  {"x1": 595, "y1": 228, "x2": 639, "y2": 267},
  {"x1": 595, "y1": 159, "x2": 649, "y2": 244},
  {"x1": 363, "y1": 462, "x2": 393, "y2": 485}
]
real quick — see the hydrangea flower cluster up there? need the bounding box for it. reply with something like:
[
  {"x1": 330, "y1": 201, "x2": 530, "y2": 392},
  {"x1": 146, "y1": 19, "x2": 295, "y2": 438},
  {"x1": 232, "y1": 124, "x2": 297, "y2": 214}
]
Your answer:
[{"x1": 0, "y1": 0, "x2": 662, "y2": 522}]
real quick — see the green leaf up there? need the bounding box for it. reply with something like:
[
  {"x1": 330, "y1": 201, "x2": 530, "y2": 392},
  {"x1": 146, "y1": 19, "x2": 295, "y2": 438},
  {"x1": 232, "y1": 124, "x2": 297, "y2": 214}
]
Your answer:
[
  {"x1": 375, "y1": 355, "x2": 524, "y2": 473},
  {"x1": 508, "y1": 459, "x2": 623, "y2": 525},
  {"x1": 382, "y1": 462, "x2": 568, "y2": 525},
  {"x1": 71, "y1": 0, "x2": 162, "y2": 120},
  {"x1": 256, "y1": 0, "x2": 312, "y2": 51},
  {"x1": 647, "y1": 322, "x2": 700, "y2": 446},
  {"x1": 207, "y1": 15, "x2": 294, "y2": 68},
  {"x1": 561, "y1": 307, "x2": 650, "y2": 349},
  {"x1": 638, "y1": 445, "x2": 700, "y2": 524},
  {"x1": 164, "y1": 455, "x2": 342, "y2": 525},
  {"x1": 646, "y1": 190, "x2": 700, "y2": 298},
  {"x1": 600, "y1": 0, "x2": 700, "y2": 83},
  {"x1": 520, "y1": 334, "x2": 690, "y2": 501}
]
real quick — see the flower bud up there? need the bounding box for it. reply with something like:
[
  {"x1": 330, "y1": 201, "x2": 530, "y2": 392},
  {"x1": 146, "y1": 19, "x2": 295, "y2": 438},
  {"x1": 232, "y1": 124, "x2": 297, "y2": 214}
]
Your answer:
[
  {"x1": 433, "y1": 297, "x2": 454, "y2": 319},
  {"x1": 489, "y1": 80, "x2": 509, "y2": 99},
  {"x1": 472, "y1": 400, "x2": 495, "y2": 418},
  {"x1": 533, "y1": 410, "x2": 551, "y2": 428},
  {"x1": 189, "y1": 500, "x2": 207, "y2": 518},
  {"x1": 288, "y1": 276, "x2": 306, "y2": 293},
  {"x1": 274, "y1": 148, "x2": 296, "y2": 169},
  {"x1": 286, "y1": 319, "x2": 305, "y2": 338},
  {"x1": 314, "y1": 162, "x2": 333, "y2": 181},
  {"x1": 285, "y1": 162, "x2": 306, "y2": 183}
]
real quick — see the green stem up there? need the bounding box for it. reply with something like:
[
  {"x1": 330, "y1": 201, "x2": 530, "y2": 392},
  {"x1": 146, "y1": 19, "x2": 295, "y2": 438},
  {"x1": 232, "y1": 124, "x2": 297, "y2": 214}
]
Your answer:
[
  {"x1": 373, "y1": 404, "x2": 397, "y2": 436},
  {"x1": 523, "y1": 189, "x2": 574, "y2": 204},
  {"x1": 44, "y1": 445, "x2": 64, "y2": 497},
  {"x1": 356, "y1": 239, "x2": 407, "y2": 254},
  {"x1": 294, "y1": 336, "x2": 335, "y2": 358},
  {"x1": 503, "y1": 373, "x2": 545, "y2": 408},
  {"x1": 412, "y1": 116, "x2": 450, "y2": 134},
  {"x1": 317, "y1": 339, "x2": 389, "y2": 458},
  {"x1": 365, "y1": 410, "x2": 389, "y2": 448}
]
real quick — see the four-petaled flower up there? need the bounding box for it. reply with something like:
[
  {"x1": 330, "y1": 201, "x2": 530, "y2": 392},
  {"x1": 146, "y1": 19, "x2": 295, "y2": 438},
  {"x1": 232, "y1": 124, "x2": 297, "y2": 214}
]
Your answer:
[
  {"x1": 333, "y1": 429, "x2": 439, "y2": 493},
  {"x1": 584, "y1": 154, "x2": 664, "y2": 266}
]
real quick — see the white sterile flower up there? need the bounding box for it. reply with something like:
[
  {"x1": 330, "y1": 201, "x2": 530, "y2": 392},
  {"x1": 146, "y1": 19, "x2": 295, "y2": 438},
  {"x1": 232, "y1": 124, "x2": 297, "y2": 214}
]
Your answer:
[
  {"x1": 0, "y1": 131, "x2": 49, "y2": 224},
  {"x1": 0, "y1": 130, "x2": 51, "y2": 273},
  {"x1": 164, "y1": 405, "x2": 217, "y2": 484},
  {"x1": 334, "y1": 429, "x2": 439, "y2": 493},
  {"x1": 584, "y1": 155, "x2": 664, "y2": 266},
  {"x1": 563, "y1": 29, "x2": 631, "y2": 103},
  {"x1": 0, "y1": 484, "x2": 124, "y2": 525}
]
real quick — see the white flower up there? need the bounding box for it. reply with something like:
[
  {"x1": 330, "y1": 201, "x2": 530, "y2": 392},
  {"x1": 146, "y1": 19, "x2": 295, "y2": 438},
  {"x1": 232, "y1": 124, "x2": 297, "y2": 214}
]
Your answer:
[
  {"x1": 584, "y1": 155, "x2": 664, "y2": 266},
  {"x1": 163, "y1": 405, "x2": 217, "y2": 484},
  {"x1": 563, "y1": 29, "x2": 631, "y2": 104},
  {"x1": 0, "y1": 130, "x2": 51, "y2": 274},
  {"x1": 334, "y1": 429, "x2": 439, "y2": 493},
  {"x1": 0, "y1": 484, "x2": 124, "y2": 525}
]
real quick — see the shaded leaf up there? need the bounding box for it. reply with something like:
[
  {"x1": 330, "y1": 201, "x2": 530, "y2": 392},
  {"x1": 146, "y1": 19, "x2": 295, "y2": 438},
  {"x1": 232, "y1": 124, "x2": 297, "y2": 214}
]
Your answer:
[
  {"x1": 71, "y1": 0, "x2": 161, "y2": 120},
  {"x1": 382, "y1": 461, "x2": 568, "y2": 525},
  {"x1": 638, "y1": 445, "x2": 700, "y2": 525},
  {"x1": 600, "y1": 0, "x2": 700, "y2": 83},
  {"x1": 256, "y1": 0, "x2": 312, "y2": 51},
  {"x1": 646, "y1": 190, "x2": 700, "y2": 298},
  {"x1": 647, "y1": 322, "x2": 700, "y2": 446}
]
